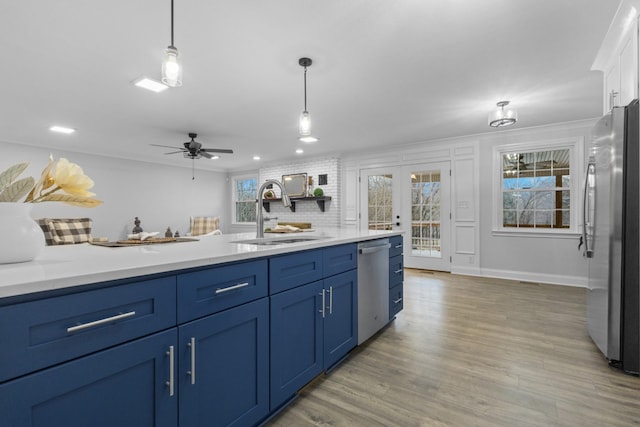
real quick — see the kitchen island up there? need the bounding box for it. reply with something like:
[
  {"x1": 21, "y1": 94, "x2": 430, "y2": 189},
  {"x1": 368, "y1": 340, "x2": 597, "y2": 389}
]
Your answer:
[{"x1": 0, "y1": 228, "x2": 404, "y2": 427}]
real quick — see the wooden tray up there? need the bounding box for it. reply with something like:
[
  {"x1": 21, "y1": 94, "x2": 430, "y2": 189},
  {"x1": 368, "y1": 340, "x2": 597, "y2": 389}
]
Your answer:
[{"x1": 90, "y1": 237, "x2": 198, "y2": 247}]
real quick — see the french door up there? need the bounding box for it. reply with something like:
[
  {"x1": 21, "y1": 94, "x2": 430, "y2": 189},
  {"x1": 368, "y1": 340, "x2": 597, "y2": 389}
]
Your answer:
[{"x1": 360, "y1": 162, "x2": 451, "y2": 271}]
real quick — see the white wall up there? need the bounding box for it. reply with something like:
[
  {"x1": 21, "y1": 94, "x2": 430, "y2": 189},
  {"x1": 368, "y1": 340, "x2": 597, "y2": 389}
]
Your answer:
[
  {"x1": 476, "y1": 121, "x2": 593, "y2": 286},
  {"x1": 0, "y1": 141, "x2": 229, "y2": 240},
  {"x1": 341, "y1": 119, "x2": 596, "y2": 286}
]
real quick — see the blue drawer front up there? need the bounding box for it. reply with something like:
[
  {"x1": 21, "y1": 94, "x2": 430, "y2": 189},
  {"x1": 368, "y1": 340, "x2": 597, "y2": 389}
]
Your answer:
[
  {"x1": 177, "y1": 259, "x2": 268, "y2": 323},
  {"x1": 0, "y1": 277, "x2": 176, "y2": 383},
  {"x1": 390, "y1": 283, "x2": 404, "y2": 318},
  {"x1": 323, "y1": 243, "x2": 357, "y2": 277},
  {"x1": 389, "y1": 255, "x2": 404, "y2": 288},
  {"x1": 389, "y1": 235, "x2": 404, "y2": 258},
  {"x1": 269, "y1": 249, "x2": 323, "y2": 294}
]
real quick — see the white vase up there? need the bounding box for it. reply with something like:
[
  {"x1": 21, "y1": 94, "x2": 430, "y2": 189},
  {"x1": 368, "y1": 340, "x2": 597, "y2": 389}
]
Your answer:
[{"x1": 0, "y1": 203, "x2": 45, "y2": 264}]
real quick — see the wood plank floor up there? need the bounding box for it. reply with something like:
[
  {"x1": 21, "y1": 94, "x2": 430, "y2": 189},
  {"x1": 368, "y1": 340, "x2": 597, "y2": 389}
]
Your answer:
[{"x1": 267, "y1": 269, "x2": 640, "y2": 426}]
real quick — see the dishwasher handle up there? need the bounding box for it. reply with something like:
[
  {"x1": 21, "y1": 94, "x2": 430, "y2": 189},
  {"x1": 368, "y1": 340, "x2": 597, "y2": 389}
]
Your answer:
[{"x1": 359, "y1": 243, "x2": 391, "y2": 254}]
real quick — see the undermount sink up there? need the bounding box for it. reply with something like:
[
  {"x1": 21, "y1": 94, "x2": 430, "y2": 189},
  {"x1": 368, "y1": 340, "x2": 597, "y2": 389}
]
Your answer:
[{"x1": 232, "y1": 235, "x2": 330, "y2": 246}]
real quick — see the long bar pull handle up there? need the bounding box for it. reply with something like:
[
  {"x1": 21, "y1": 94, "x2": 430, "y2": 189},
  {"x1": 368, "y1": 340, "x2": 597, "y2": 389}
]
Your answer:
[
  {"x1": 393, "y1": 297, "x2": 403, "y2": 304},
  {"x1": 166, "y1": 345, "x2": 175, "y2": 397},
  {"x1": 67, "y1": 311, "x2": 136, "y2": 333},
  {"x1": 319, "y1": 290, "x2": 325, "y2": 318},
  {"x1": 328, "y1": 286, "x2": 333, "y2": 315},
  {"x1": 359, "y1": 243, "x2": 391, "y2": 254},
  {"x1": 187, "y1": 337, "x2": 196, "y2": 385},
  {"x1": 215, "y1": 282, "x2": 250, "y2": 294}
]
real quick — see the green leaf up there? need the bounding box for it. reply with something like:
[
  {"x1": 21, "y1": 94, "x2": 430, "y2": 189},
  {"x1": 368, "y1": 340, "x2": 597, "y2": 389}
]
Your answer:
[
  {"x1": 0, "y1": 177, "x2": 35, "y2": 202},
  {"x1": 37, "y1": 193, "x2": 103, "y2": 207},
  {"x1": 0, "y1": 163, "x2": 29, "y2": 192}
]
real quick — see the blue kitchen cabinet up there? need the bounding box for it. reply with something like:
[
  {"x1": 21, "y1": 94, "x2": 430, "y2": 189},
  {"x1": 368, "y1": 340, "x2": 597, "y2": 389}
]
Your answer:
[
  {"x1": 323, "y1": 269, "x2": 358, "y2": 369},
  {"x1": 270, "y1": 280, "x2": 324, "y2": 411},
  {"x1": 270, "y1": 244, "x2": 358, "y2": 411},
  {"x1": 0, "y1": 328, "x2": 178, "y2": 427},
  {"x1": 389, "y1": 235, "x2": 404, "y2": 319},
  {"x1": 178, "y1": 298, "x2": 269, "y2": 427}
]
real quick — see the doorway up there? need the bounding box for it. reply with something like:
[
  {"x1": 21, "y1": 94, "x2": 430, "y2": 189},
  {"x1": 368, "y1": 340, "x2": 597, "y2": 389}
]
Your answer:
[{"x1": 360, "y1": 162, "x2": 451, "y2": 271}]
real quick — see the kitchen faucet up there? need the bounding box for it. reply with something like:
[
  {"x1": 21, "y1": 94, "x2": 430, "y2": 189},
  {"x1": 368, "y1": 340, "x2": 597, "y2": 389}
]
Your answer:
[{"x1": 256, "y1": 179, "x2": 291, "y2": 238}]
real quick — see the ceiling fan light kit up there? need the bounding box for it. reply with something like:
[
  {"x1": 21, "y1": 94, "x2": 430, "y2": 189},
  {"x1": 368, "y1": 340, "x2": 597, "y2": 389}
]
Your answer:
[
  {"x1": 489, "y1": 101, "x2": 517, "y2": 127},
  {"x1": 161, "y1": 0, "x2": 182, "y2": 87}
]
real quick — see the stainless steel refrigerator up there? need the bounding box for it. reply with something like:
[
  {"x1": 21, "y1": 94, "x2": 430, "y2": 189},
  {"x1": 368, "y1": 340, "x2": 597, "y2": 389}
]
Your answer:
[{"x1": 581, "y1": 99, "x2": 640, "y2": 375}]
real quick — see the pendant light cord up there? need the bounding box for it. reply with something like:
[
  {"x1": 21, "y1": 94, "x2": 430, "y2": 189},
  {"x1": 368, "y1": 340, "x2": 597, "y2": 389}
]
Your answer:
[
  {"x1": 303, "y1": 66, "x2": 308, "y2": 111},
  {"x1": 170, "y1": 0, "x2": 175, "y2": 48}
]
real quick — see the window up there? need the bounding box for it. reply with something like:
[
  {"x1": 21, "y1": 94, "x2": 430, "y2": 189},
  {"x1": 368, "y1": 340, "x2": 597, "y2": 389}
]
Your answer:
[
  {"x1": 494, "y1": 138, "x2": 583, "y2": 235},
  {"x1": 233, "y1": 176, "x2": 257, "y2": 223}
]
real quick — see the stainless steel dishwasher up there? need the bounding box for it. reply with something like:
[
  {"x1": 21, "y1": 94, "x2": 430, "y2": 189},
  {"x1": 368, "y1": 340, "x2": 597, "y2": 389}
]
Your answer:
[{"x1": 357, "y1": 238, "x2": 390, "y2": 344}]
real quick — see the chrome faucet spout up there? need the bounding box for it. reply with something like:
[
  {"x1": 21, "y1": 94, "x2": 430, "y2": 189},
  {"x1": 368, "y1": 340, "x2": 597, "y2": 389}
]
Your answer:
[{"x1": 256, "y1": 179, "x2": 291, "y2": 238}]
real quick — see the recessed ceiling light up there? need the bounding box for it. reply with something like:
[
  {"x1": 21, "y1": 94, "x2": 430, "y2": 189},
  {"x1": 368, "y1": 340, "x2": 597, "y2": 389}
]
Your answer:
[
  {"x1": 296, "y1": 149, "x2": 304, "y2": 154},
  {"x1": 298, "y1": 136, "x2": 318, "y2": 143},
  {"x1": 209, "y1": 155, "x2": 220, "y2": 160},
  {"x1": 50, "y1": 125, "x2": 75, "y2": 134},
  {"x1": 132, "y1": 76, "x2": 169, "y2": 93},
  {"x1": 253, "y1": 156, "x2": 261, "y2": 161}
]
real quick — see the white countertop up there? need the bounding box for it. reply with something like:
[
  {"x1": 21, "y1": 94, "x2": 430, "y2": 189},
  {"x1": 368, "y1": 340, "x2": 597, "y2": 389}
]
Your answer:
[{"x1": 0, "y1": 228, "x2": 401, "y2": 299}]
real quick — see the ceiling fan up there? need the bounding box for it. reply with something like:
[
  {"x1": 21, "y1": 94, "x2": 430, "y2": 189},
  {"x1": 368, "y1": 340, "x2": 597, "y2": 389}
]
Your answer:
[{"x1": 151, "y1": 133, "x2": 234, "y2": 160}]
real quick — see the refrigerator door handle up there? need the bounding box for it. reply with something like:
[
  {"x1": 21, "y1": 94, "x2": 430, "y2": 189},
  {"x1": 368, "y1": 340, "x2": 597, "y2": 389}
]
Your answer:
[{"x1": 582, "y1": 159, "x2": 595, "y2": 258}]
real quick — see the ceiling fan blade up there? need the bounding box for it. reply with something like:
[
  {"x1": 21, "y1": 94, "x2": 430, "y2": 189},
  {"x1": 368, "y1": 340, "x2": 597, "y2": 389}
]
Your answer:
[
  {"x1": 164, "y1": 150, "x2": 185, "y2": 155},
  {"x1": 151, "y1": 144, "x2": 185, "y2": 150},
  {"x1": 200, "y1": 148, "x2": 234, "y2": 154},
  {"x1": 200, "y1": 151, "x2": 214, "y2": 159}
]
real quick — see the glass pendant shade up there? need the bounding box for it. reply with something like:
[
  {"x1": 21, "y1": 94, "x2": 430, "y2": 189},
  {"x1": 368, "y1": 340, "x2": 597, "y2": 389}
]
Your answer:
[
  {"x1": 488, "y1": 101, "x2": 517, "y2": 127},
  {"x1": 162, "y1": 46, "x2": 182, "y2": 87},
  {"x1": 299, "y1": 110, "x2": 311, "y2": 136}
]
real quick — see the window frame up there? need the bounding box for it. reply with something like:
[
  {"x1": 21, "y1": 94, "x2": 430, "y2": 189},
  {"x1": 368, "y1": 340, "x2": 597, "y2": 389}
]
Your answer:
[
  {"x1": 492, "y1": 137, "x2": 584, "y2": 238},
  {"x1": 231, "y1": 174, "x2": 258, "y2": 226}
]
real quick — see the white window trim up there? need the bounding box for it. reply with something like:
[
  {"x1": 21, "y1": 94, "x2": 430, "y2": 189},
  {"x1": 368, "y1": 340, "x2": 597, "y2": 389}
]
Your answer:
[
  {"x1": 231, "y1": 174, "x2": 258, "y2": 226},
  {"x1": 492, "y1": 137, "x2": 584, "y2": 238}
]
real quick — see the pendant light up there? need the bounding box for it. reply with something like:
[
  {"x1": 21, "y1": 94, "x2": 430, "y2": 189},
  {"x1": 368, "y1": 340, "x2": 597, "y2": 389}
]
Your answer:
[
  {"x1": 161, "y1": 0, "x2": 182, "y2": 87},
  {"x1": 488, "y1": 101, "x2": 517, "y2": 127},
  {"x1": 298, "y1": 58, "x2": 317, "y2": 142}
]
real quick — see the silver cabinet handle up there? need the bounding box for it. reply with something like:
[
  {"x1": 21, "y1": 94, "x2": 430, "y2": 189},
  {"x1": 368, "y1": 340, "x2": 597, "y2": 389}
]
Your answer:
[
  {"x1": 187, "y1": 337, "x2": 196, "y2": 385},
  {"x1": 67, "y1": 310, "x2": 136, "y2": 333},
  {"x1": 319, "y1": 289, "x2": 325, "y2": 318},
  {"x1": 166, "y1": 345, "x2": 175, "y2": 397},
  {"x1": 394, "y1": 244, "x2": 403, "y2": 249},
  {"x1": 328, "y1": 286, "x2": 333, "y2": 315},
  {"x1": 394, "y1": 269, "x2": 403, "y2": 274},
  {"x1": 393, "y1": 297, "x2": 403, "y2": 304},
  {"x1": 215, "y1": 282, "x2": 250, "y2": 294}
]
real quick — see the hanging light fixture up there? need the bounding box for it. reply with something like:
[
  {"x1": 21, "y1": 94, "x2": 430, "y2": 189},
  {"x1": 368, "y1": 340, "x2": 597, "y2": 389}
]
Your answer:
[
  {"x1": 298, "y1": 57, "x2": 317, "y2": 142},
  {"x1": 161, "y1": 0, "x2": 182, "y2": 87},
  {"x1": 488, "y1": 101, "x2": 517, "y2": 127}
]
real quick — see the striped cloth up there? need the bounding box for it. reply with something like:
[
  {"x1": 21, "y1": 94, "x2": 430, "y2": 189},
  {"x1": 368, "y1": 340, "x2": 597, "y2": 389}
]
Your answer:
[
  {"x1": 37, "y1": 218, "x2": 92, "y2": 245},
  {"x1": 190, "y1": 216, "x2": 219, "y2": 236}
]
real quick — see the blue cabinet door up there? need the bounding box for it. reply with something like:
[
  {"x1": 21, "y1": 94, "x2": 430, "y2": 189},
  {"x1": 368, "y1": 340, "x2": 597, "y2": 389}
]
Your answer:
[
  {"x1": 323, "y1": 269, "x2": 358, "y2": 370},
  {"x1": 0, "y1": 329, "x2": 178, "y2": 427},
  {"x1": 270, "y1": 280, "x2": 323, "y2": 411},
  {"x1": 179, "y1": 298, "x2": 269, "y2": 427}
]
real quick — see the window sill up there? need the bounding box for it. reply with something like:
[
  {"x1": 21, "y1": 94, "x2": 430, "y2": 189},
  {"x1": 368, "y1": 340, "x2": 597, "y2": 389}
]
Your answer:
[{"x1": 491, "y1": 229, "x2": 580, "y2": 239}]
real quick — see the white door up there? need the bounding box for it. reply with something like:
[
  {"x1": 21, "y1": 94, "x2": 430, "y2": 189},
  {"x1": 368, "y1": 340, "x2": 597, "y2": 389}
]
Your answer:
[
  {"x1": 403, "y1": 162, "x2": 451, "y2": 271},
  {"x1": 360, "y1": 168, "x2": 401, "y2": 233},
  {"x1": 360, "y1": 162, "x2": 451, "y2": 272}
]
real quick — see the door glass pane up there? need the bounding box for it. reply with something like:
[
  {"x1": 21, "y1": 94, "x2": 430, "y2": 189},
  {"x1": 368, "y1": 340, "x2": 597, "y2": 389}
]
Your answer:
[
  {"x1": 410, "y1": 170, "x2": 441, "y2": 259},
  {"x1": 367, "y1": 174, "x2": 393, "y2": 230}
]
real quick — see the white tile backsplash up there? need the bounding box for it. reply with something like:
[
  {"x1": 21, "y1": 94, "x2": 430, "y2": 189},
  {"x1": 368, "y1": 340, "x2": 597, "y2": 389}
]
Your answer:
[{"x1": 259, "y1": 157, "x2": 340, "y2": 229}]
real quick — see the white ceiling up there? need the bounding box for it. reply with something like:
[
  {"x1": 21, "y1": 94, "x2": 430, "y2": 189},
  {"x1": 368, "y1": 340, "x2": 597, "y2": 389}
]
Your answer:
[{"x1": 0, "y1": 1, "x2": 620, "y2": 172}]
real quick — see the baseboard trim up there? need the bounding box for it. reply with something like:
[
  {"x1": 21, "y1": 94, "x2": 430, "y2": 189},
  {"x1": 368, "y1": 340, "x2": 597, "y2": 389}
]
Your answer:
[{"x1": 479, "y1": 268, "x2": 586, "y2": 287}]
